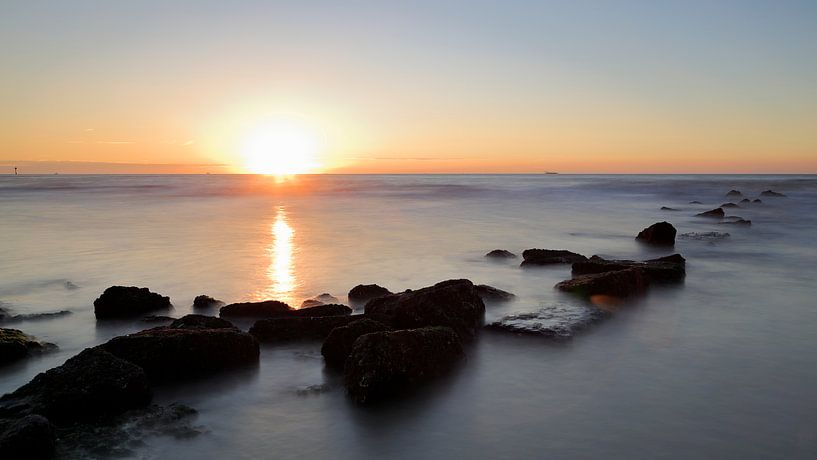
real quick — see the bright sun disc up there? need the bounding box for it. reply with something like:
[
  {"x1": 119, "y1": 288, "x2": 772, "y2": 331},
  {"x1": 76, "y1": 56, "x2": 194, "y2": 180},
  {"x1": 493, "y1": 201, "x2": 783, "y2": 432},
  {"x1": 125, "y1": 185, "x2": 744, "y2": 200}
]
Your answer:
[{"x1": 241, "y1": 120, "x2": 321, "y2": 175}]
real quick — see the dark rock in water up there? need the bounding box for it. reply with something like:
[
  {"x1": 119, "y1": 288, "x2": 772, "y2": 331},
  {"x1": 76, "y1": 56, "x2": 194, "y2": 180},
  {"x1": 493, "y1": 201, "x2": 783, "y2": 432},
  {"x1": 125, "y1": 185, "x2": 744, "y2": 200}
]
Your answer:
[
  {"x1": 344, "y1": 327, "x2": 465, "y2": 404},
  {"x1": 760, "y1": 190, "x2": 786, "y2": 197},
  {"x1": 720, "y1": 202, "x2": 740, "y2": 208},
  {"x1": 753, "y1": 198, "x2": 763, "y2": 203},
  {"x1": 740, "y1": 198, "x2": 751, "y2": 204},
  {"x1": 169, "y1": 314, "x2": 236, "y2": 330},
  {"x1": 219, "y1": 299, "x2": 293, "y2": 318},
  {"x1": 64, "y1": 281, "x2": 79, "y2": 290},
  {"x1": 521, "y1": 249, "x2": 588, "y2": 266},
  {"x1": 301, "y1": 293, "x2": 340, "y2": 308},
  {"x1": 321, "y1": 319, "x2": 390, "y2": 370},
  {"x1": 635, "y1": 221, "x2": 676, "y2": 245},
  {"x1": 725, "y1": 190, "x2": 743, "y2": 197},
  {"x1": 720, "y1": 218, "x2": 752, "y2": 226},
  {"x1": 0, "y1": 308, "x2": 71, "y2": 324},
  {"x1": 660, "y1": 206, "x2": 679, "y2": 211},
  {"x1": 485, "y1": 249, "x2": 516, "y2": 258},
  {"x1": 193, "y1": 295, "x2": 223, "y2": 309},
  {"x1": 141, "y1": 315, "x2": 175, "y2": 323},
  {"x1": 0, "y1": 348, "x2": 151, "y2": 423},
  {"x1": 689, "y1": 201, "x2": 703, "y2": 204},
  {"x1": 94, "y1": 286, "x2": 172, "y2": 320},
  {"x1": 0, "y1": 414, "x2": 55, "y2": 459},
  {"x1": 485, "y1": 304, "x2": 609, "y2": 340},
  {"x1": 249, "y1": 316, "x2": 356, "y2": 342},
  {"x1": 364, "y1": 279, "x2": 486, "y2": 340},
  {"x1": 572, "y1": 254, "x2": 685, "y2": 283},
  {"x1": 292, "y1": 304, "x2": 352, "y2": 317},
  {"x1": 0, "y1": 328, "x2": 56, "y2": 366},
  {"x1": 556, "y1": 268, "x2": 649, "y2": 298},
  {"x1": 348, "y1": 284, "x2": 392, "y2": 304},
  {"x1": 696, "y1": 207, "x2": 725, "y2": 218},
  {"x1": 678, "y1": 231, "x2": 730, "y2": 241},
  {"x1": 100, "y1": 327, "x2": 259, "y2": 382},
  {"x1": 474, "y1": 284, "x2": 516, "y2": 302}
]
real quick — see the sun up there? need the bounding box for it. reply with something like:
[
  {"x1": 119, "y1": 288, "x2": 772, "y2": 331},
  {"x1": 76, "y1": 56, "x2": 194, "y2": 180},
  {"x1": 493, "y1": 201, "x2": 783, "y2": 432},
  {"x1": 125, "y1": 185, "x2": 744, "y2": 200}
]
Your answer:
[{"x1": 241, "y1": 119, "x2": 321, "y2": 175}]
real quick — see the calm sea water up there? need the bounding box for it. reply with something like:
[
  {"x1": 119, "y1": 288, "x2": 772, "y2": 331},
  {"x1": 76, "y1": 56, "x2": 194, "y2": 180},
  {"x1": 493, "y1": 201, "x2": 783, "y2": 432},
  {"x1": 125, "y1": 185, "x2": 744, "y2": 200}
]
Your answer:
[{"x1": 1, "y1": 174, "x2": 816, "y2": 459}]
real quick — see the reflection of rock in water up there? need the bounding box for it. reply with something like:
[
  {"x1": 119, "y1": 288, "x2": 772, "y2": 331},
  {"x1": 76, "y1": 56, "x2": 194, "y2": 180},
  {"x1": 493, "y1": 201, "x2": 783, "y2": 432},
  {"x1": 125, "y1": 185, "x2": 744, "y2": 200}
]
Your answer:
[
  {"x1": 486, "y1": 303, "x2": 609, "y2": 340},
  {"x1": 56, "y1": 404, "x2": 202, "y2": 458}
]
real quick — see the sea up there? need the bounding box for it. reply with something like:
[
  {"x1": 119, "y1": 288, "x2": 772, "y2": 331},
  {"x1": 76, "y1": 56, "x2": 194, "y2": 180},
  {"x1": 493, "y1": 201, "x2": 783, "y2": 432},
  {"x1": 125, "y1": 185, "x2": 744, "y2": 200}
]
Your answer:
[{"x1": 1, "y1": 174, "x2": 816, "y2": 459}]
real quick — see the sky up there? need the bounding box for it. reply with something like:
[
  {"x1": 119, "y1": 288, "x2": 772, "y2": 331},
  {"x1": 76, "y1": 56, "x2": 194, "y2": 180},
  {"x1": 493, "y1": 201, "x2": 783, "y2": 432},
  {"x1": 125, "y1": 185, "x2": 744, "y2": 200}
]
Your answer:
[{"x1": 1, "y1": 0, "x2": 816, "y2": 174}]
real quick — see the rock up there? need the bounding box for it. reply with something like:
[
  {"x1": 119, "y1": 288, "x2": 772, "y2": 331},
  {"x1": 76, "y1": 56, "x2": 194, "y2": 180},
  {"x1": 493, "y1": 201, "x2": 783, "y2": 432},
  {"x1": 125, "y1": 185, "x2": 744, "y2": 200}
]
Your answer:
[
  {"x1": 721, "y1": 202, "x2": 741, "y2": 208},
  {"x1": 678, "y1": 231, "x2": 730, "y2": 241},
  {"x1": 249, "y1": 316, "x2": 356, "y2": 342},
  {"x1": 696, "y1": 207, "x2": 725, "y2": 218},
  {"x1": 474, "y1": 284, "x2": 516, "y2": 302},
  {"x1": 660, "y1": 206, "x2": 679, "y2": 211},
  {"x1": 760, "y1": 190, "x2": 786, "y2": 197},
  {"x1": 0, "y1": 329, "x2": 56, "y2": 366},
  {"x1": 485, "y1": 304, "x2": 609, "y2": 340},
  {"x1": 169, "y1": 314, "x2": 236, "y2": 330},
  {"x1": 94, "y1": 286, "x2": 172, "y2": 320},
  {"x1": 520, "y1": 249, "x2": 588, "y2": 266},
  {"x1": 364, "y1": 279, "x2": 486, "y2": 340},
  {"x1": 0, "y1": 308, "x2": 72, "y2": 324},
  {"x1": 635, "y1": 221, "x2": 676, "y2": 245},
  {"x1": 321, "y1": 319, "x2": 390, "y2": 370},
  {"x1": 485, "y1": 249, "x2": 516, "y2": 258},
  {"x1": 192, "y1": 295, "x2": 223, "y2": 309},
  {"x1": 100, "y1": 327, "x2": 259, "y2": 382},
  {"x1": 0, "y1": 348, "x2": 152, "y2": 423},
  {"x1": 0, "y1": 415, "x2": 55, "y2": 459},
  {"x1": 141, "y1": 315, "x2": 175, "y2": 323},
  {"x1": 555, "y1": 268, "x2": 649, "y2": 298},
  {"x1": 740, "y1": 198, "x2": 751, "y2": 204},
  {"x1": 720, "y1": 218, "x2": 752, "y2": 226},
  {"x1": 753, "y1": 199, "x2": 763, "y2": 203},
  {"x1": 64, "y1": 281, "x2": 79, "y2": 290},
  {"x1": 348, "y1": 284, "x2": 392, "y2": 304},
  {"x1": 344, "y1": 327, "x2": 465, "y2": 404},
  {"x1": 300, "y1": 293, "x2": 340, "y2": 308},
  {"x1": 291, "y1": 304, "x2": 352, "y2": 317},
  {"x1": 219, "y1": 300, "x2": 293, "y2": 318},
  {"x1": 725, "y1": 190, "x2": 743, "y2": 197},
  {"x1": 689, "y1": 200, "x2": 703, "y2": 204},
  {"x1": 571, "y1": 254, "x2": 685, "y2": 283}
]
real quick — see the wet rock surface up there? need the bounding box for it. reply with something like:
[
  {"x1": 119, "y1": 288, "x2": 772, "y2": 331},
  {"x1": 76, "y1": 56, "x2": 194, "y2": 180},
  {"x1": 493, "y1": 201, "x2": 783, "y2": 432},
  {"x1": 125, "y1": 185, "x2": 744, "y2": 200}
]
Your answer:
[
  {"x1": 635, "y1": 221, "x2": 676, "y2": 245},
  {"x1": 169, "y1": 314, "x2": 236, "y2": 330},
  {"x1": 344, "y1": 327, "x2": 465, "y2": 404},
  {"x1": 193, "y1": 295, "x2": 223, "y2": 309},
  {"x1": 219, "y1": 300, "x2": 293, "y2": 318},
  {"x1": 486, "y1": 304, "x2": 609, "y2": 340},
  {"x1": 250, "y1": 316, "x2": 357, "y2": 342},
  {"x1": 696, "y1": 207, "x2": 725, "y2": 218},
  {"x1": 556, "y1": 268, "x2": 650, "y2": 298},
  {"x1": 0, "y1": 328, "x2": 56, "y2": 366},
  {"x1": 291, "y1": 304, "x2": 352, "y2": 317},
  {"x1": 348, "y1": 284, "x2": 392, "y2": 304},
  {"x1": 720, "y1": 218, "x2": 752, "y2": 226},
  {"x1": 321, "y1": 319, "x2": 390, "y2": 370},
  {"x1": 364, "y1": 279, "x2": 486, "y2": 340},
  {"x1": 301, "y1": 293, "x2": 341, "y2": 308},
  {"x1": 474, "y1": 284, "x2": 516, "y2": 302},
  {"x1": 572, "y1": 254, "x2": 686, "y2": 283},
  {"x1": 485, "y1": 249, "x2": 516, "y2": 258},
  {"x1": 0, "y1": 308, "x2": 71, "y2": 324},
  {"x1": 521, "y1": 249, "x2": 588, "y2": 266},
  {"x1": 94, "y1": 286, "x2": 172, "y2": 320},
  {"x1": 0, "y1": 414, "x2": 55, "y2": 459}
]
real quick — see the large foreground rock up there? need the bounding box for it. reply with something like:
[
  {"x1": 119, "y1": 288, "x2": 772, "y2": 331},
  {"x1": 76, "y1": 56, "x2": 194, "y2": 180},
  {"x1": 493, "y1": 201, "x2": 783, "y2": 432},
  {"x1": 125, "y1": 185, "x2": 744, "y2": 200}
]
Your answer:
[
  {"x1": 94, "y1": 286, "x2": 172, "y2": 319},
  {"x1": 635, "y1": 221, "x2": 676, "y2": 245},
  {"x1": 555, "y1": 268, "x2": 649, "y2": 298},
  {"x1": 0, "y1": 414, "x2": 55, "y2": 459},
  {"x1": 521, "y1": 249, "x2": 588, "y2": 266},
  {"x1": 219, "y1": 300, "x2": 293, "y2": 318},
  {"x1": 348, "y1": 284, "x2": 392, "y2": 304},
  {"x1": 0, "y1": 328, "x2": 56, "y2": 366},
  {"x1": 572, "y1": 254, "x2": 686, "y2": 282},
  {"x1": 0, "y1": 348, "x2": 151, "y2": 423},
  {"x1": 249, "y1": 316, "x2": 356, "y2": 342},
  {"x1": 100, "y1": 327, "x2": 259, "y2": 382},
  {"x1": 344, "y1": 327, "x2": 465, "y2": 404},
  {"x1": 486, "y1": 304, "x2": 609, "y2": 340},
  {"x1": 364, "y1": 279, "x2": 486, "y2": 340},
  {"x1": 321, "y1": 319, "x2": 390, "y2": 370}
]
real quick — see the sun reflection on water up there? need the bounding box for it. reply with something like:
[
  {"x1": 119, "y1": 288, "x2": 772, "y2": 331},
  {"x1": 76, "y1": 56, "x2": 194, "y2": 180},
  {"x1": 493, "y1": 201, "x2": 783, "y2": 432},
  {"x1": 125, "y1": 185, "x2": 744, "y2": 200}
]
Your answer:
[{"x1": 259, "y1": 206, "x2": 296, "y2": 304}]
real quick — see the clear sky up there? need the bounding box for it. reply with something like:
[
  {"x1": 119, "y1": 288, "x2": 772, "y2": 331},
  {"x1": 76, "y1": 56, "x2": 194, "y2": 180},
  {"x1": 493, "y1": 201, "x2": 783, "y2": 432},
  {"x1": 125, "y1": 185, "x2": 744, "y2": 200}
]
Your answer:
[{"x1": 2, "y1": 0, "x2": 816, "y2": 174}]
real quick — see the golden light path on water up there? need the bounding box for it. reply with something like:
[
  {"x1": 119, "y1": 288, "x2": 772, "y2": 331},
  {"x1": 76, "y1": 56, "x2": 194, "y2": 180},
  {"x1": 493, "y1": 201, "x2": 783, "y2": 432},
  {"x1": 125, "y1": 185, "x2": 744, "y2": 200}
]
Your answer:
[{"x1": 259, "y1": 206, "x2": 296, "y2": 304}]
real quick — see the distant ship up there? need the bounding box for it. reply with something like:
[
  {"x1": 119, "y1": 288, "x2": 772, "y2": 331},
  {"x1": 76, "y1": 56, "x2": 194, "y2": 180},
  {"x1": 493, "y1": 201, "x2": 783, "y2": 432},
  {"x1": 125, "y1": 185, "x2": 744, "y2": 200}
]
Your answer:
[{"x1": 544, "y1": 171, "x2": 558, "y2": 175}]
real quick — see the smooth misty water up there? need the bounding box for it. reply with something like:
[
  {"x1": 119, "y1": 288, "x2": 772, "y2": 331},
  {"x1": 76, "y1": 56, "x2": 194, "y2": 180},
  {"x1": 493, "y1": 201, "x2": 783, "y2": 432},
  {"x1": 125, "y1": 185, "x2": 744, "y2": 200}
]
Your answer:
[{"x1": 1, "y1": 174, "x2": 816, "y2": 459}]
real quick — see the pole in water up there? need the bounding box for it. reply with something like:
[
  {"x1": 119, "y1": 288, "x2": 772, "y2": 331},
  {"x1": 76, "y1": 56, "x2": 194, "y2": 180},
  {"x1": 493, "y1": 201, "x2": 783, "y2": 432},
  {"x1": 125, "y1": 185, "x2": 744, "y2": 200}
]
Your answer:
[{"x1": 14, "y1": 167, "x2": 18, "y2": 175}]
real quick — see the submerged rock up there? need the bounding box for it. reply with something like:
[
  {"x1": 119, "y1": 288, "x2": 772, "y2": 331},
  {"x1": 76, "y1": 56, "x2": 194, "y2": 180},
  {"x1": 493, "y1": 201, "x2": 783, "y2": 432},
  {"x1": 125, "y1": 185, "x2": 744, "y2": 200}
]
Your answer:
[
  {"x1": 321, "y1": 319, "x2": 390, "y2": 370},
  {"x1": 100, "y1": 327, "x2": 259, "y2": 382},
  {"x1": 0, "y1": 414, "x2": 55, "y2": 459},
  {"x1": 141, "y1": 315, "x2": 175, "y2": 323},
  {"x1": 555, "y1": 268, "x2": 649, "y2": 298},
  {"x1": 571, "y1": 254, "x2": 685, "y2": 283},
  {"x1": 689, "y1": 200, "x2": 703, "y2": 204},
  {"x1": 725, "y1": 190, "x2": 743, "y2": 197},
  {"x1": 486, "y1": 304, "x2": 609, "y2": 340},
  {"x1": 720, "y1": 202, "x2": 740, "y2": 208},
  {"x1": 635, "y1": 221, "x2": 676, "y2": 245},
  {"x1": 348, "y1": 284, "x2": 392, "y2": 304},
  {"x1": 0, "y1": 308, "x2": 71, "y2": 324},
  {"x1": 474, "y1": 284, "x2": 516, "y2": 302},
  {"x1": 720, "y1": 218, "x2": 752, "y2": 226},
  {"x1": 696, "y1": 207, "x2": 725, "y2": 218},
  {"x1": 0, "y1": 348, "x2": 152, "y2": 423},
  {"x1": 678, "y1": 231, "x2": 730, "y2": 241},
  {"x1": 660, "y1": 206, "x2": 679, "y2": 211},
  {"x1": 520, "y1": 249, "x2": 588, "y2": 266},
  {"x1": 219, "y1": 300, "x2": 293, "y2": 318},
  {"x1": 0, "y1": 328, "x2": 56, "y2": 366},
  {"x1": 94, "y1": 286, "x2": 172, "y2": 319},
  {"x1": 760, "y1": 190, "x2": 786, "y2": 197},
  {"x1": 249, "y1": 316, "x2": 356, "y2": 342},
  {"x1": 485, "y1": 249, "x2": 516, "y2": 258},
  {"x1": 364, "y1": 279, "x2": 486, "y2": 340},
  {"x1": 753, "y1": 198, "x2": 763, "y2": 204},
  {"x1": 169, "y1": 314, "x2": 236, "y2": 330},
  {"x1": 344, "y1": 327, "x2": 465, "y2": 404},
  {"x1": 301, "y1": 293, "x2": 340, "y2": 308},
  {"x1": 740, "y1": 198, "x2": 751, "y2": 204},
  {"x1": 193, "y1": 295, "x2": 223, "y2": 309}
]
